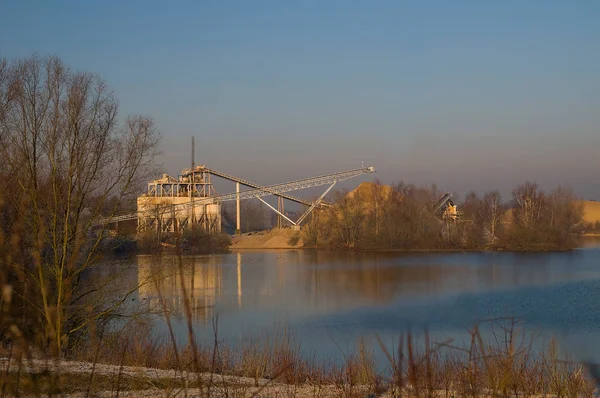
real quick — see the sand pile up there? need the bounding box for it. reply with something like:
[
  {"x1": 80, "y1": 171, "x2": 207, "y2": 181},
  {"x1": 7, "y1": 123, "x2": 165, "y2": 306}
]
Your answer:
[
  {"x1": 230, "y1": 228, "x2": 303, "y2": 249},
  {"x1": 580, "y1": 200, "x2": 600, "y2": 224}
]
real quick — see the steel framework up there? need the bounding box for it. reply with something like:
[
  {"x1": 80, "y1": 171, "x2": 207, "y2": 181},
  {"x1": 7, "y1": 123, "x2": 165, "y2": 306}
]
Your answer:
[
  {"x1": 207, "y1": 166, "x2": 374, "y2": 204},
  {"x1": 189, "y1": 166, "x2": 314, "y2": 207},
  {"x1": 102, "y1": 165, "x2": 376, "y2": 227}
]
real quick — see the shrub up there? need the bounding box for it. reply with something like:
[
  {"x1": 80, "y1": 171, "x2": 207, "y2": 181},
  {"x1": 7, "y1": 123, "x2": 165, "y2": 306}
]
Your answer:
[
  {"x1": 178, "y1": 227, "x2": 231, "y2": 254},
  {"x1": 287, "y1": 232, "x2": 301, "y2": 246}
]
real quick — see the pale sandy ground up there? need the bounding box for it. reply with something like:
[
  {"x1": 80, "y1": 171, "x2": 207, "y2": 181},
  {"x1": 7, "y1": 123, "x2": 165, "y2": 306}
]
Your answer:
[
  {"x1": 1, "y1": 358, "x2": 376, "y2": 398},
  {"x1": 230, "y1": 228, "x2": 303, "y2": 250},
  {"x1": 3, "y1": 359, "x2": 598, "y2": 397}
]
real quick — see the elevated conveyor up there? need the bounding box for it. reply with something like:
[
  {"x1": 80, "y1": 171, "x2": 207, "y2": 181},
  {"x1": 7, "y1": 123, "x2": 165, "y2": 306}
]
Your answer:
[
  {"x1": 101, "y1": 165, "x2": 376, "y2": 226},
  {"x1": 185, "y1": 166, "x2": 315, "y2": 207}
]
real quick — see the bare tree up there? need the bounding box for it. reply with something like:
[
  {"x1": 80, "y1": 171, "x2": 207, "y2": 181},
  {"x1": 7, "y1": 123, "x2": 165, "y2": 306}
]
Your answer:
[
  {"x1": 461, "y1": 191, "x2": 482, "y2": 222},
  {"x1": 324, "y1": 190, "x2": 365, "y2": 248},
  {"x1": 545, "y1": 186, "x2": 582, "y2": 228},
  {"x1": 512, "y1": 181, "x2": 544, "y2": 229},
  {"x1": 302, "y1": 206, "x2": 326, "y2": 247},
  {"x1": 504, "y1": 182, "x2": 583, "y2": 250},
  {"x1": 0, "y1": 55, "x2": 160, "y2": 356},
  {"x1": 480, "y1": 191, "x2": 504, "y2": 241},
  {"x1": 241, "y1": 199, "x2": 269, "y2": 233}
]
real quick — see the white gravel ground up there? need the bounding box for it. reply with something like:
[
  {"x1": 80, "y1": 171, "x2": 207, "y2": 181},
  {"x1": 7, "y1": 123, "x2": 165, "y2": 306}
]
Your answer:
[
  {"x1": 3, "y1": 358, "x2": 594, "y2": 397},
  {"x1": 0, "y1": 358, "x2": 375, "y2": 397}
]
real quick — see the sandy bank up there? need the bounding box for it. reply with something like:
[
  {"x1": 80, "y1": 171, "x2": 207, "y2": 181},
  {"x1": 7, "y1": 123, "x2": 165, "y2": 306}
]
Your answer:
[{"x1": 230, "y1": 228, "x2": 303, "y2": 250}]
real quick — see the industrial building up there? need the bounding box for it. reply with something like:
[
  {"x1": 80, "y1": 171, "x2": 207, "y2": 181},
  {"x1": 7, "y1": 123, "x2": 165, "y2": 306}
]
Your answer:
[{"x1": 137, "y1": 167, "x2": 222, "y2": 233}]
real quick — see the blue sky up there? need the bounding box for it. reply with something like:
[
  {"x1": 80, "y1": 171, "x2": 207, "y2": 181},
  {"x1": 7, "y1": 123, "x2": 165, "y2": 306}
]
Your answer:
[{"x1": 1, "y1": 1, "x2": 599, "y2": 199}]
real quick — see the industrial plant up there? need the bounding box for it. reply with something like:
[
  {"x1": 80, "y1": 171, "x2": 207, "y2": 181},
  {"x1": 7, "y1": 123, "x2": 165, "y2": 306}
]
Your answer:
[
  {"x1": 136, "y1": 167, "x2": 222, "y2": 234},
  {"x1": 103, "y1": 161, "x2": 463, "y2": 237},
  {"x1": 116, "y1": 163, "x2": 378, "y2": 235}
]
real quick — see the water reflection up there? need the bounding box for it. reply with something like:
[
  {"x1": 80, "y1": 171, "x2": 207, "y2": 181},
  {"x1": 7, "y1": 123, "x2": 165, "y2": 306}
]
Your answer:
[
  {"x1": 130, "y1": 247, "x2": 600, "y2": 329},
  {"x1": 137, "y1": 255, "x2": 224, "y2": 321},
  {"x1": 102, "y1": 245, "x2": 600, "y2": 362},
  {"x1": 237, "y1": 252, "x2": 242, "y2": 309},
  {"x1": 581, "y1": 236, "x2": 600, "y2": 248}
]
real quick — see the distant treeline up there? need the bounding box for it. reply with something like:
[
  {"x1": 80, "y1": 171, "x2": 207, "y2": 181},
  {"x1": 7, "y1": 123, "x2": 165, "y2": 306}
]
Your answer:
[{"x1": 302, "y1": 181, "x2": 583, "y2": 251}]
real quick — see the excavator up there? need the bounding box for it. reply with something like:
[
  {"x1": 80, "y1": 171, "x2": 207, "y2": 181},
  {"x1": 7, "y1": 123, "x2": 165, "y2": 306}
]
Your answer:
[{"x1": 433, "y1": 193, "x2": 459, "y2": 221}]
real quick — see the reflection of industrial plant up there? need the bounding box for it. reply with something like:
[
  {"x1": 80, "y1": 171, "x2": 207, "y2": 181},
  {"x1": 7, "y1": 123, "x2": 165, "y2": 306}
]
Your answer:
[
  {"x1": 137, "y1": 256, "x2": 224, "y2": 321},
  {"x1": 132, "y1": 251, "x2": 553, "y2": 325},
  {"x1": 130, "y1": 250, "x2": 550, "y2": 332},
  {"x1": 233, "y1": 250, "x2": 535, "y2": 310}
]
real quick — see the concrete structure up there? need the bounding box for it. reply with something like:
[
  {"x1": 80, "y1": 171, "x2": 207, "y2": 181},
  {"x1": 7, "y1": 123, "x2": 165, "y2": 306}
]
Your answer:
[{"x1": 137, "y1": 168, "x2": 221, "y2": 233}]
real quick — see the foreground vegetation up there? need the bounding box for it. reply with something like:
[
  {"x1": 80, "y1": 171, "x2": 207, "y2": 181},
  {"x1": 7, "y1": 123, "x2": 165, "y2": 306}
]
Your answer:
[
  {"x1": 303, "y1": 181, "x2": 584, "y2": 252},
  {"x1": 0, "y1": 54, "x2": 161, "y2": 360},
  {"x1": 1, "y1": 312, "x2": 596, "y2": 396}
]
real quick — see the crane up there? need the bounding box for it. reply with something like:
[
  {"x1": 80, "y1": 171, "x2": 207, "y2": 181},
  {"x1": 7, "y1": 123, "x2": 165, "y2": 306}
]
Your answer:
[{"x1": 433, "y1": 193, "x2": 459, "y2": 220}]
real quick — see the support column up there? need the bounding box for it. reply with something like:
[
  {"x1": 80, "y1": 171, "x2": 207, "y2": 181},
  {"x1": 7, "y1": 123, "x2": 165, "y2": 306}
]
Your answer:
[
  {"x1": 277, "y1": 197, "x2": 284, "y2": 228},
  {"x1": 236, "y1": 182, "x2": 241, "y2": 235},
  {"x1": 277, "y1": 197, "x2": 281, "y2": 228}
]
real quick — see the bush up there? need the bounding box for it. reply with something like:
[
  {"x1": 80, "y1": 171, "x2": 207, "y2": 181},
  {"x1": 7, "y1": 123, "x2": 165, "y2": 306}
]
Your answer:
[
  {"x1": 500, "y1": 183, "x2": 583, "y2": 251},
  {"x1": 99, "y1": 235, "x2": 138, "y2": 256},
  {"x1": 287, "y1": 232, "x2": 301, "y2": 246},
  {"x1": 177, "y1": 227, "x2": 231, "y2": 254},
  {"x1": 137, "y1": 231, "x2": 163, "y2": 253},
  {"x1": 306, "y1": 181, "x2": 583, "y2": 251}
]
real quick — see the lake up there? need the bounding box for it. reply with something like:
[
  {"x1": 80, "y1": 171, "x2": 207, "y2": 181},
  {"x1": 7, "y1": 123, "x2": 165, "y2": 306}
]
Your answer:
[{"x1": 96, "y1": 238, "x2": 600, "y2": 365}]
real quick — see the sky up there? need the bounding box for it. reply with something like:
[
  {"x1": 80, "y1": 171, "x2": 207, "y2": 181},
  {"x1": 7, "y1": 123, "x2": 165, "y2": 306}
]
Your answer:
[{"x1": 1, "y1": 0, "x2": 599, "y2": 200}]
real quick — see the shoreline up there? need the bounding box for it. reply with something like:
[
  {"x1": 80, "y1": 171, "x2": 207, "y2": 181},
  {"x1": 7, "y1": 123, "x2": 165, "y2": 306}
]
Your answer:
[
  {"x1": 227, "y1": 229, "x2": 593, "y2": 253},
  {"x1": 134, "y1": 245, "x2": 585, "y2": 256},
  {"x1": 230, "y1": 246, "x2": 579, "y2": 254},
  {"x1": 132, "y1": 234, "x2": 600, "y2": 255}
]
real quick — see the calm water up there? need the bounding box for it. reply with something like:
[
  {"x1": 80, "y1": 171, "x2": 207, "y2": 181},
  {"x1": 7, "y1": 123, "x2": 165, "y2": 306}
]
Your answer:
[{"x1": 97, "y1": 238, "x2": 600, "y2": 364}]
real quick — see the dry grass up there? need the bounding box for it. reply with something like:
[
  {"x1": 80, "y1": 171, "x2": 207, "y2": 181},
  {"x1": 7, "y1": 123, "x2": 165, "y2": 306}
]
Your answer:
[
  {"x1": 5, "y1": 316, "x2": 590, "y2": 397},
  {"x1": 4, "y1": 325, "x2": 596, "y2": 397}
]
